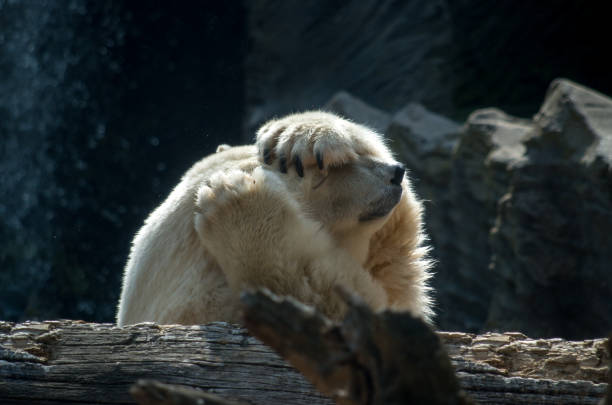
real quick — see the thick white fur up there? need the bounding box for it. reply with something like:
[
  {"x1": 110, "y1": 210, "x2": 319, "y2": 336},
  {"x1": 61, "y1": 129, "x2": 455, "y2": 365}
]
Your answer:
[{"x1": 117, "y1": 111, "x2": 433, "y2": 326}]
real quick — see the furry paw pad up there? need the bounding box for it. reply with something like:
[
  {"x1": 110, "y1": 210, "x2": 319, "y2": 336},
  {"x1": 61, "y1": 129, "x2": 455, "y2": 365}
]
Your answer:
[
  {"x1": 256, "y1": 111, "x2": 387, "y2": 176},
  {"x1": 195, "y1": 170, "x2": 257, "y2": 223}
]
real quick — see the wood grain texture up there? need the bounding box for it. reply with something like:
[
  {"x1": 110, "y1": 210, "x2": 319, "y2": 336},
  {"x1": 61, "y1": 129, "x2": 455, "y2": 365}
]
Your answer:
[
  {"x1": 0, "y1": 318, "x2": 609, "y2": 405},
  {"x1": 130, "y1": 379, "x2": 248, "y2": 405},
  {"x1": 242, "y1": 289, "x2": 474, "y2": 405}
]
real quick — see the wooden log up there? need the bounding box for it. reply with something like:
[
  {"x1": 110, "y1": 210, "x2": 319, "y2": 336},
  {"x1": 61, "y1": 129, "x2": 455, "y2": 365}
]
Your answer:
[
  {"x1": 242, "y1": 289, "x2": 473, "y2": 405},
  {"x1": 241, "y1": 289, "x2": 609, "y2": 405},
  {"x1": 130, "y1": 379, "x2": 247, "y2": 405},
  {"x1": 0, "y1": 320, "x2": 331, "y2": 405},
  {"x1": 0, "y1": 313, "x2": 609, "y2": 404},
  {"x1": 603, "y1": 335, "x2": 612, "y2": 405}
]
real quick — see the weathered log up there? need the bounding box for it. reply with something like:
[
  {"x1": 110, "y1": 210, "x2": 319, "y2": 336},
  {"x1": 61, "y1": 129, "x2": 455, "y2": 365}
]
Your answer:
[
  {"x1": 241, "y1": 289, "x2": 609, "y2": 405},
  {"x1": 603, "y1": 335, "x2": 612, "y2": 405},
  {"x1": 242, "y1": 289, "x2": 473, "y2": 405},
  {"x1": 130, "y1": 379, "x2": 247, "y2": 405},
  {"x1": 0, "y1": 314, "x2": 608, "y2": 404},
  {"x1": 0, "y1": 319, "x2": 330, "y2": 405}
]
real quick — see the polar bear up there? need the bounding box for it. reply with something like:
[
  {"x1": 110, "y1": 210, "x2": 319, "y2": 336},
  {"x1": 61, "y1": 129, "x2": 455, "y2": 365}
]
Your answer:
[{"x1": 116, "y1": 111, "x2": 433, "y2": 326}]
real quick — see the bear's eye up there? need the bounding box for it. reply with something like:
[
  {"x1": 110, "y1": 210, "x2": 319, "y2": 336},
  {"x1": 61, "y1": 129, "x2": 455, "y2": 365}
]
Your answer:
[{"x1": 312, "y1": 173, "x2": 329, "y2": 190}]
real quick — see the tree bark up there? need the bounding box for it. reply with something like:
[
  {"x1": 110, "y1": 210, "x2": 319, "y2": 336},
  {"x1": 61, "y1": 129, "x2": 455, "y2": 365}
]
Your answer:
[
  {"x1": 0, "y1": 299, "x2": 609, "y2": 405},
  {"x1": 240, "y1": 290, "x2": 609, "y2": 405},
  {"x1": 130, "y1": 379, "x2": 248, "y2": 405},
  {"x1": 242, "y1": 289, "x2": 474, "y2": 405}
]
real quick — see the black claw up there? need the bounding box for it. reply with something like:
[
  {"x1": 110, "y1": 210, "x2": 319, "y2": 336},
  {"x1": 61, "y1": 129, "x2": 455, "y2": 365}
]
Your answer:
[
  {"x1": 263, "y1": 147, "x2": 272, "y2": 165},
  {"x1": 294, "y1": 156, "x2": 304, "y2": 177},
  {"x1": 316, "y1": 151, "x2": 324, "y2": 170},
  {"x1": 279, "y1": 156, "x2": 287, "y2": 173}
]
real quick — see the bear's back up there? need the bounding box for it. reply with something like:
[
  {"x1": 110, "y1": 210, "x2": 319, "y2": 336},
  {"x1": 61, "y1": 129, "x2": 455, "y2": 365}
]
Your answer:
[{"x1": 117, "y1": 145, "x2": 259, "y2": 325}]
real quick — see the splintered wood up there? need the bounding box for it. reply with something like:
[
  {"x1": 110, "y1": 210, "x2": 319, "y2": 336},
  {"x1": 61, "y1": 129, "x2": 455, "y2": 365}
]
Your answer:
[{"x1": 0, "y1": 296, "x2": 609, "y2": 405}]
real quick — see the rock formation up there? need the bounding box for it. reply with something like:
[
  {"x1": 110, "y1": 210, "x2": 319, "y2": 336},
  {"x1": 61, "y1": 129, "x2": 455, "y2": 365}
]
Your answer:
[
  {"x1": 245, "y1": 1, "x2": 612, "y2": 136},
  {"x1": 325, "y1": 79, "x2": 612, "y2": 339},
  {"x1": 486, "y1": 80, "x2": 612, "y2": 338},
  {"x1": 245, "y1": 0, "x2": 455, "y2": 135}
]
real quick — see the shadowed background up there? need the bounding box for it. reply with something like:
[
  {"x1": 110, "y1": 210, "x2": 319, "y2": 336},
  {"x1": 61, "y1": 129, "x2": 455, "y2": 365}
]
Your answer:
[{"x1": 1, "y1": 0, "x2": 610, "y2": 339}]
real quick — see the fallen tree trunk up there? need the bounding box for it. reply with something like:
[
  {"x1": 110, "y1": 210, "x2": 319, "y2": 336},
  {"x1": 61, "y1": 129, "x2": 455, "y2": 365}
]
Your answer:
[
  {"x1": 0, "y1": 296, "x2": 609, "y2": 405},
  {"x1": 130, "y1": 379, "x2": 248, "y2": 405},
  {"x1": 242, "y1": 289, "x2": 473, "y2": 405},
  {"x1": 241, "y1": 290, "x2": 609, "y2": 405}
]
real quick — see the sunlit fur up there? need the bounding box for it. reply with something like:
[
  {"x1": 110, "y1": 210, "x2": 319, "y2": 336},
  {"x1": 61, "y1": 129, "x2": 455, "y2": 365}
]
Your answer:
[{"x1": 117, "y1": 111, "x2": 433, "y2": 326}]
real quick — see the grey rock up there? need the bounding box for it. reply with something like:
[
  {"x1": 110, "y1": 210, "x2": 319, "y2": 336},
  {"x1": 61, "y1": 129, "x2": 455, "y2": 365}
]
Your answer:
[
  {"x1": 244, "y1": 2, "x2": 612, "y2": 139},
  {"x1": 385, "y1": 103, "x2": 460, "y2": 228},
  {"x1": 432, "y1": 109, "x2": 533, "y2": 332},
  {"x1": 388, "y1": 103, "x2": 460, "y2": 172},
  {"x1": 327, "y1": 84, "x2": 612, "y2": 339},
  {"x1": 323, "y1": 91, "x2": 391, "y2": 134},
  {"x1": 531, "y1": 79, "x2": 612, "y2": 166},
  {"x1": 418, "y1": 81, "x2": 612, "y2": 338},
  {"x1": 486, "y1": 79, "x2": 612, "y2": 339},
  {"x1": 384, "y1": 103, "x2": 465, "y2": 330},
  {"x1": 244, "y1": 0, "x2": 454, "y2": 137}
]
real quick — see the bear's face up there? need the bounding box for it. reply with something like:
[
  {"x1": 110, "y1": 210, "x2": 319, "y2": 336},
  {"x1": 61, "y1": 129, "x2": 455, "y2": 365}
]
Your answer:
[{"x1": 289, "y1": 156, "x2": 405, "y2": 236}]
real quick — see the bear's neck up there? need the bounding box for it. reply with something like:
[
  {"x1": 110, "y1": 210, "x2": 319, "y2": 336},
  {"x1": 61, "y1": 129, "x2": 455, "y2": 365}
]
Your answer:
[{"x1": 334, "y1": 228, "x2": 376, "y2": 265}]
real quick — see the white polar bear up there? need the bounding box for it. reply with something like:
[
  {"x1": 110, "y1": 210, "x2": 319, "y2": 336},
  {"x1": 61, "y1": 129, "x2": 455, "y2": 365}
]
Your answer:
[{"x1": 116, "y1": 111, "x2": 433, "y2": 326}]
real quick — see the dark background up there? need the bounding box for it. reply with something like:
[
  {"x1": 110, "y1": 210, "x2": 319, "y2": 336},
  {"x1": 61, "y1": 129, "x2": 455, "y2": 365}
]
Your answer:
[{"x1": 1, "y1": 1, "x2": 610, "y2": 332}]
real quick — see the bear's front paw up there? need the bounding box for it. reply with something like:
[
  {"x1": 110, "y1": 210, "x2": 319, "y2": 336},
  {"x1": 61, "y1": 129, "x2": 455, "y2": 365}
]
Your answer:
[
  {"x1": 194, "y1": 168, "x2": 292, "y2": 250},
  {"x1": 195, "y1": 170, "x2": 258, "y2": 230},
  {"x1": 256, "y1": 111, "x2": 387, "y2": 176},
  {"x1": 194, "y1": 168, "x2": 305, "y2": 281}
]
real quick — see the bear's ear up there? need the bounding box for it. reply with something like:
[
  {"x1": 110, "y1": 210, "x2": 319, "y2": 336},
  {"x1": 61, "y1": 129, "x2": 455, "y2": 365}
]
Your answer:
[{"x1": 216, "y1": 144, "x2": 231, "y2": 153}]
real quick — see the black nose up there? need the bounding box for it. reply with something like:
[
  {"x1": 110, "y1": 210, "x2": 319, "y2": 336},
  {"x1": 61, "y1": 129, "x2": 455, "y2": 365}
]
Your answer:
[{"x1": 391, "y1": 164, "x2": 405, "y2": 186}]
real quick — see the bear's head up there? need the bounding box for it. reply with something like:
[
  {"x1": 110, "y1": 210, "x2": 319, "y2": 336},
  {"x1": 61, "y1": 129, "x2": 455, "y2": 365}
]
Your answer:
[
  {"x1": 255, "y1": 111, "x2": 424, "y2": 274},
  {"x1": 282, "y1": 152, "x2": 408, "y2": 265},
  {"x1": 295, "y1": 157, "x2": 405, "y2": 227}
]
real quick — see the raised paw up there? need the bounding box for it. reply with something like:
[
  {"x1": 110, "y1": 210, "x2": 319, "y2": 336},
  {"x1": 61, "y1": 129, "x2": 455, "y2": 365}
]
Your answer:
[
  {"x1": 256, "y1": 111, "x2": 391, "y2": 176},
  {"x1": 195, "y1": 170, "x2": 258, "y2": 226},
  {"x1": 193, "y1": 167, "x2": 304, "y2": 280},
  {"x1": 194, "y1": 167, "x2": 291, "y2": 241}
]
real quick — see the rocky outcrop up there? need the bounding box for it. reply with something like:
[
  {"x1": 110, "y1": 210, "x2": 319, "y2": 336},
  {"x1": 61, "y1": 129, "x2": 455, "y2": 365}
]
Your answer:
[
  {"x1": 438, "y1": 109, "x2": 534, "y2": 332},
  {"x1": 244, "y1": 0, "x2": 455, "y2": 136},
  {"x1": 486, "y1": 80, "x2": 612, "y2": 339},
  {"x1": 323, "y1": 79, "x2": 612, "y2": 339},
  {"x1": 323, "y1": 91, "x2": 391, "y2": 134},
  {"x1": 243, "y1": 1, "x2": 612, "y2": 338},
  {"x1": 245, "y1": 1, "x2": 612, "y2": 138}
]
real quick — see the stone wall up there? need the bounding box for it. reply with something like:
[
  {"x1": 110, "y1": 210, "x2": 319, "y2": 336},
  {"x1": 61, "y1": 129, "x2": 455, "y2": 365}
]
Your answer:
[{"x1": 0, "y1": 1, "x2": 245, "y2": 322}]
